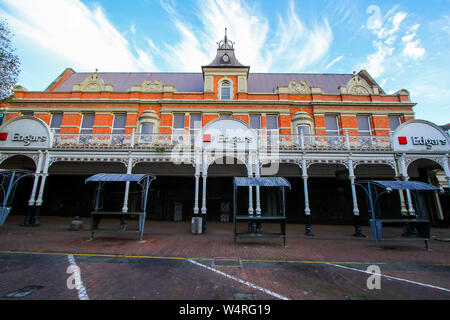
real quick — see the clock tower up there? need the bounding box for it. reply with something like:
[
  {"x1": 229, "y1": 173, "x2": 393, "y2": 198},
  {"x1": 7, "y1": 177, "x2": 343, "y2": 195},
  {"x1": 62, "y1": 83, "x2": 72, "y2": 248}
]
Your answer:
[{"x1": 202, "y1": 29, "x2": 250, "y2": 99}]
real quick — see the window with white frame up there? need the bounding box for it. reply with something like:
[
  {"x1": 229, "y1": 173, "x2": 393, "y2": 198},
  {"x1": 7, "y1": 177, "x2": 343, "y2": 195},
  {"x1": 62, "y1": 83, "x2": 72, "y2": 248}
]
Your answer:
[
  {"x1": 173, "y1": 113, "x2": 185, "y2": 143},
  {"x1": 137, "y1": 110, "x2": 160, "y2": 144},
  {"x1": 266, "y1": 115, "x2": 279, "y2": 131},
  {"x1": 220, "y1": 80, "x2": 232, "y2": 100},
  {"x1": 249, "y1": 114, "x2": 261, "y2": 130},
  {"x1": 388, "y1": 115, "x2": 402, "y2": 132},
  {"x1": 79, "y1": 113, "x2": 94, "y2": 144},
  {"x1": 297, "y1": 125, "x2": 310, "y2": 135},
  {"x1": 297, "y1": 124, "x2": 311, "y2": 146},
  {"x1": 325, "y1": 114, "x2": 340, "y2": 146},
  {"x1": 112, "y1": 113, "x2": 127, "y2": 134},
  {"x1": 141, "y1": 122, "x2": 154, "y2": 134},
  {"x1": 139, "y1": 122, "x2": 154, "y2": 143},
  {"x1": 190, "y1": 114, "x2": 202, "y2": 144},
  {"x1": 80, "y1": 113, "x2": 94, "y2": 134},
  {"x1": 357, "y1": 115, "x2": 372, "y2": 135},
  {"x1": 50, "y1": 113, "x2": 63, "y2": 133},
  {"x1": 112, "y1": 113, "x2": 127, "y2": 145},
  {"x1": 325, "y1": 115, "x2": 339, "y2": 135},
  {"x1": 357, "y1": 115, "x2": 372, "y2": 147},
  {"x1": 291, "y1": 111, "x2": 314, "y2": 146},
  {"x1": 266, "y1": 114, "x2": 279, "y2": 147}
]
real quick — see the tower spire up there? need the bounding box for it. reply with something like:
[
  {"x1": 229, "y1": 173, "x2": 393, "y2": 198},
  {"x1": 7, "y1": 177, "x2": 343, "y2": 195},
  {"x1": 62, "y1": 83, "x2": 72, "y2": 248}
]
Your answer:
[{"x1": 217, "y1": 27, "x2": 234, "y2": 49}]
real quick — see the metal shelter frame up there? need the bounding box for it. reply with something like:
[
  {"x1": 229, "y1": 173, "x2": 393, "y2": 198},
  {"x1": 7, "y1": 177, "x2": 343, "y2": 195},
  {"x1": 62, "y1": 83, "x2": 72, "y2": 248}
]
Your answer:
[
  {"x1": 233, "y1": 177, "x2": 291, "y2": 246},
  {"x1": 85, "y1": 173, "x2": 156, "y2": 241},
  {"x1": 354, "y1": 180, "x2": 441, "y2": 250},
  {"x1": 0, "y1": 169, "x2": 34, "y2": 226}
]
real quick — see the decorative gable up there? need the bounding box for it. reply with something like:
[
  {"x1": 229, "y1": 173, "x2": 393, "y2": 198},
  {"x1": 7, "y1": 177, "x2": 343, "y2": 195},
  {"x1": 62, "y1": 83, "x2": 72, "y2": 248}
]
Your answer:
[
  {"x1": 129, "y1": 80, "x2": 176, "y2": 93},
  {"x1": 339, "y1": 74, "x2": 379, "y2": 95},
  {"x1": 72, "y1": 72, "x2": 114, "y2": 92},
  {"x1": 288, "y1": 80, "x2": 311, "y2": 94},
  {"x1": 275, "y1": 80, "x2": 323, "y2": 94},
  {"x1": 130, "y1": 80, "x2": 162, "y2": 92}
]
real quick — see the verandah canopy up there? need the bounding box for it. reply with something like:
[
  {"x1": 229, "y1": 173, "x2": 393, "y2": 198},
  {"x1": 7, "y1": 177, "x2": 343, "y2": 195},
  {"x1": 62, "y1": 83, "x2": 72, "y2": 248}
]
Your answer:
[
  {"x1": 233, "y1": 177, "x2": 292, "y2": 188},
  {"x1": 356, "y1": 180, "x2": 441, "y2": 191},
  {"x1": 354, "y1": 180, "x2": 441, "y2": 218},
  {"x1": 85, "y1": 173, "x2": 156, "y2": 241},
  {"x1": 233, "y1": 177, "x2": 291, "y2": 246},
  {"x1": 85, "y1": 173, "x2": 153, "y2": 183},
  {"x1": 354, "y1": 180, "x2": 440, "y2": 250}
]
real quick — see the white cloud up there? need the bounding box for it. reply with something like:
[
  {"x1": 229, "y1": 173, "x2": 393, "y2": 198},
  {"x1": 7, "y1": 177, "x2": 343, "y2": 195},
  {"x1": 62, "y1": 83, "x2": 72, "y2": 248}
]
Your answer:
[
  {"x1": 272, "y1": 2, "x2": 333, "y2": 71},
  {"x1": 403, "y1": 40, "x2": 425, "y2": 60},
  {"x1": 158, "y1": 0, "x2": 333, "y2": 73},
  {"x1": 326, "y1": 56, "x2": 344, "y2": 70},
  {"x1": 439, "y1": 15, "x2": 450, "y2": 35},
  {"x1": 401, "y1": 25, "x2": 425, "y2": 60},
  {"x1": 359, "y1": 6, "x2": 425, "y2": 78},
  {"x1": 401, "y1": 33, "x2": 416, "y2": 42},
  {"x1": 163, "y1": 0, "x2": 271, "y2": 72},
  {"x1": 0, "y1": 0, "x2": 158, "y2": 72},
  {"x1": 364, "y1": 41, "x2": 394, "y2": 77},
  {"x1": 1, "y1": 0, "x2": 335, "y2": 76}
]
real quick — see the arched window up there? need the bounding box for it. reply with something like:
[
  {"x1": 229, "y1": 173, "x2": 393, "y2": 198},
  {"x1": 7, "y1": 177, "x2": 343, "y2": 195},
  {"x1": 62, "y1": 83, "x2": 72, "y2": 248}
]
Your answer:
[
  {"x1": 220, "y1": 80, "x2": 232, "y2": 100},
  {"x1": 141, "y1": 122, "x2": 154, "y2": 134},
  {"x1": 137, "y1": 110, "x2": 160, "y2": 144},
  {"x1": 291, "y1": 111, "x2": 314, "y2": 146}
]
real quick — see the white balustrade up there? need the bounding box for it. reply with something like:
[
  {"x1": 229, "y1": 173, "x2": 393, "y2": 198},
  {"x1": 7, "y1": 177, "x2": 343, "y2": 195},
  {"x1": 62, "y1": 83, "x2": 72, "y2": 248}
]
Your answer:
[{"x1": 52, "y1": 132, "x2": 393, "y2": 152}]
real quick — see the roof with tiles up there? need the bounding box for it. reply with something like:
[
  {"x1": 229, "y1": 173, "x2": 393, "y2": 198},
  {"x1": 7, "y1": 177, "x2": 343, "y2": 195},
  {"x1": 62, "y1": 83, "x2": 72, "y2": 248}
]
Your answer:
[
  {"x1": 47, "y1": 30, "x2": 371, "y2": 95},
  {"x1": 49, "y1": 71, "x2": 356, "y2": 94}
]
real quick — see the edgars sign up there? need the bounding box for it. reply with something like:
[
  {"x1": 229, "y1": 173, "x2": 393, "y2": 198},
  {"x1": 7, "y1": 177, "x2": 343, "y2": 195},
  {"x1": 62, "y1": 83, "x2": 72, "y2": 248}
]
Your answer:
[
  {"x1": 0, "y1": 116, "x2": 52, "y2": 149},
  {"x1": 197, "y1": 117, "x2": 257, "y2": 151},
  {"x1": 392, "y1": 120, "x2": 450, "y2": 152}
]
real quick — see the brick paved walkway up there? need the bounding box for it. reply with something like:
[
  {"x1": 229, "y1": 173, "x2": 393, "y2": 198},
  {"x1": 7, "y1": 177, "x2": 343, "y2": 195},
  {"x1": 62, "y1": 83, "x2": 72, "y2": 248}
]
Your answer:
[{"x1": 0, "y1": 215, "x2": 449, "y2": 300}]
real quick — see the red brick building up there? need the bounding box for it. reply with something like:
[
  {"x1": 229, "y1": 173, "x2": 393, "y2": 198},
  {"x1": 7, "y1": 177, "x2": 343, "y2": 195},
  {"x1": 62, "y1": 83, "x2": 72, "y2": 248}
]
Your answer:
[{"x1": 1, "y1": 33, "x2": 449, "y2": 233}]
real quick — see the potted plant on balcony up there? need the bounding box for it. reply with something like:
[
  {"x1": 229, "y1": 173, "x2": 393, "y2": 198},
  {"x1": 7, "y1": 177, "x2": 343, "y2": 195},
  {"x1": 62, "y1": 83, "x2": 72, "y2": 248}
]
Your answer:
[{"x1": 154, "y1": 143, "x2": 166, "y2": 153}]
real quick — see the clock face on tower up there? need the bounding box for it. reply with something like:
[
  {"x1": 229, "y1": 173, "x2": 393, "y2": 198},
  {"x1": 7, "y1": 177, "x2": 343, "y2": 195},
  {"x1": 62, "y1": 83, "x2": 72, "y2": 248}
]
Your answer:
[{"x1": 222, "y1": 54, "x2": 230, "y2": 63}]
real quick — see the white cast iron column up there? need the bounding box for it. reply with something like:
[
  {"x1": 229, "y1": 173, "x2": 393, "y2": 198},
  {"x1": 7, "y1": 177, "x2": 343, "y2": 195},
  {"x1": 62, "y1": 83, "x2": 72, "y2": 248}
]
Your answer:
[
  {"x1": 301, "y1": 158, "x2": 313, "y2": 235},
  {"x1": 348, "y1": 159, "x2": 359, "y2": 216},
  {"x1": 399, "y1": 154, "x2": 415, "y2": 215},
  {"x1": 35, "y1": 151, "x2": 50, "y2": 207},
  {"x1": 28, "y1": 151, "x2": 44, "y2": 207},
  {"x1": 254, "y1": 159, "x2": 261, "y2": 216},
  {"x1": 348, "y1": 158, "x2": 365, "y2": 237},
  {"x1": 394, "y1": 157, "x2": 408, "y2": 216},
  {"x1": 247, "y1": 157, "x2": 254, "y2": 216},
  {"x1": 194, "y1": 163, "x2": 200, "y2": 215},
  {"x1": 122, "y1": 156, "x2": 133, "y2": 212},
  {"x1": 201, "y1": 155, "x2": 208, "y2": 215}
]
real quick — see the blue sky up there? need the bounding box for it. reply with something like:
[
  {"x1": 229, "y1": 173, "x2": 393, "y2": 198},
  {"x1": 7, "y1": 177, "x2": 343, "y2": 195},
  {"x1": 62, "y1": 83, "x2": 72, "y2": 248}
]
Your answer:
[{"x1": 1, "y1": 0, "x2": 449, "y2": 125}]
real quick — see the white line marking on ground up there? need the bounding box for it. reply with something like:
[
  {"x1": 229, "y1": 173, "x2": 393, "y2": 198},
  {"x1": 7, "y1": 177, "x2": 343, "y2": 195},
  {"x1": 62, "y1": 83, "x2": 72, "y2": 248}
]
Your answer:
[
  {"x1": 327, "y1": 263, "x2": 450, "y2": 293},
  {"x1": 67, "y1": 254, "x2": 90, "y2": 300},
  {"x1": 188, "y1": 259, "x2": 289, "y2": 300}
]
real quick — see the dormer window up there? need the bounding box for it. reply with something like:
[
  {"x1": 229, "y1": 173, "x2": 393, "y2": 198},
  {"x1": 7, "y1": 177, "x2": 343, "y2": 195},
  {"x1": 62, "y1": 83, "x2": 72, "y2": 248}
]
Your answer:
[{"x1": 220, "y1": 80, "x2": 232, "y2": 100}]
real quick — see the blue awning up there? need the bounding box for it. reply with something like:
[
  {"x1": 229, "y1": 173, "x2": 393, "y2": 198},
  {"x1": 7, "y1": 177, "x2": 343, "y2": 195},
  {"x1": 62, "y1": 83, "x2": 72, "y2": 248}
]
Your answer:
[
  {"x1": 85, "y1": 173, "x2": 154, "y2": 183},
  {"x1": 233, "y1": 177, "x2": 291, "y2": 188},
  {"x1": 357, "y1": 180, "x2": 440, "y2": 191}
]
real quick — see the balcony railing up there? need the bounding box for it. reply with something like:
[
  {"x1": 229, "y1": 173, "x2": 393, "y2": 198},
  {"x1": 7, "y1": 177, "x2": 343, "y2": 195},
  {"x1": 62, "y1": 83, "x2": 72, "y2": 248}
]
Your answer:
[{"x1": 52, "y1": 132, "x2": 392, "y2": 152}]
